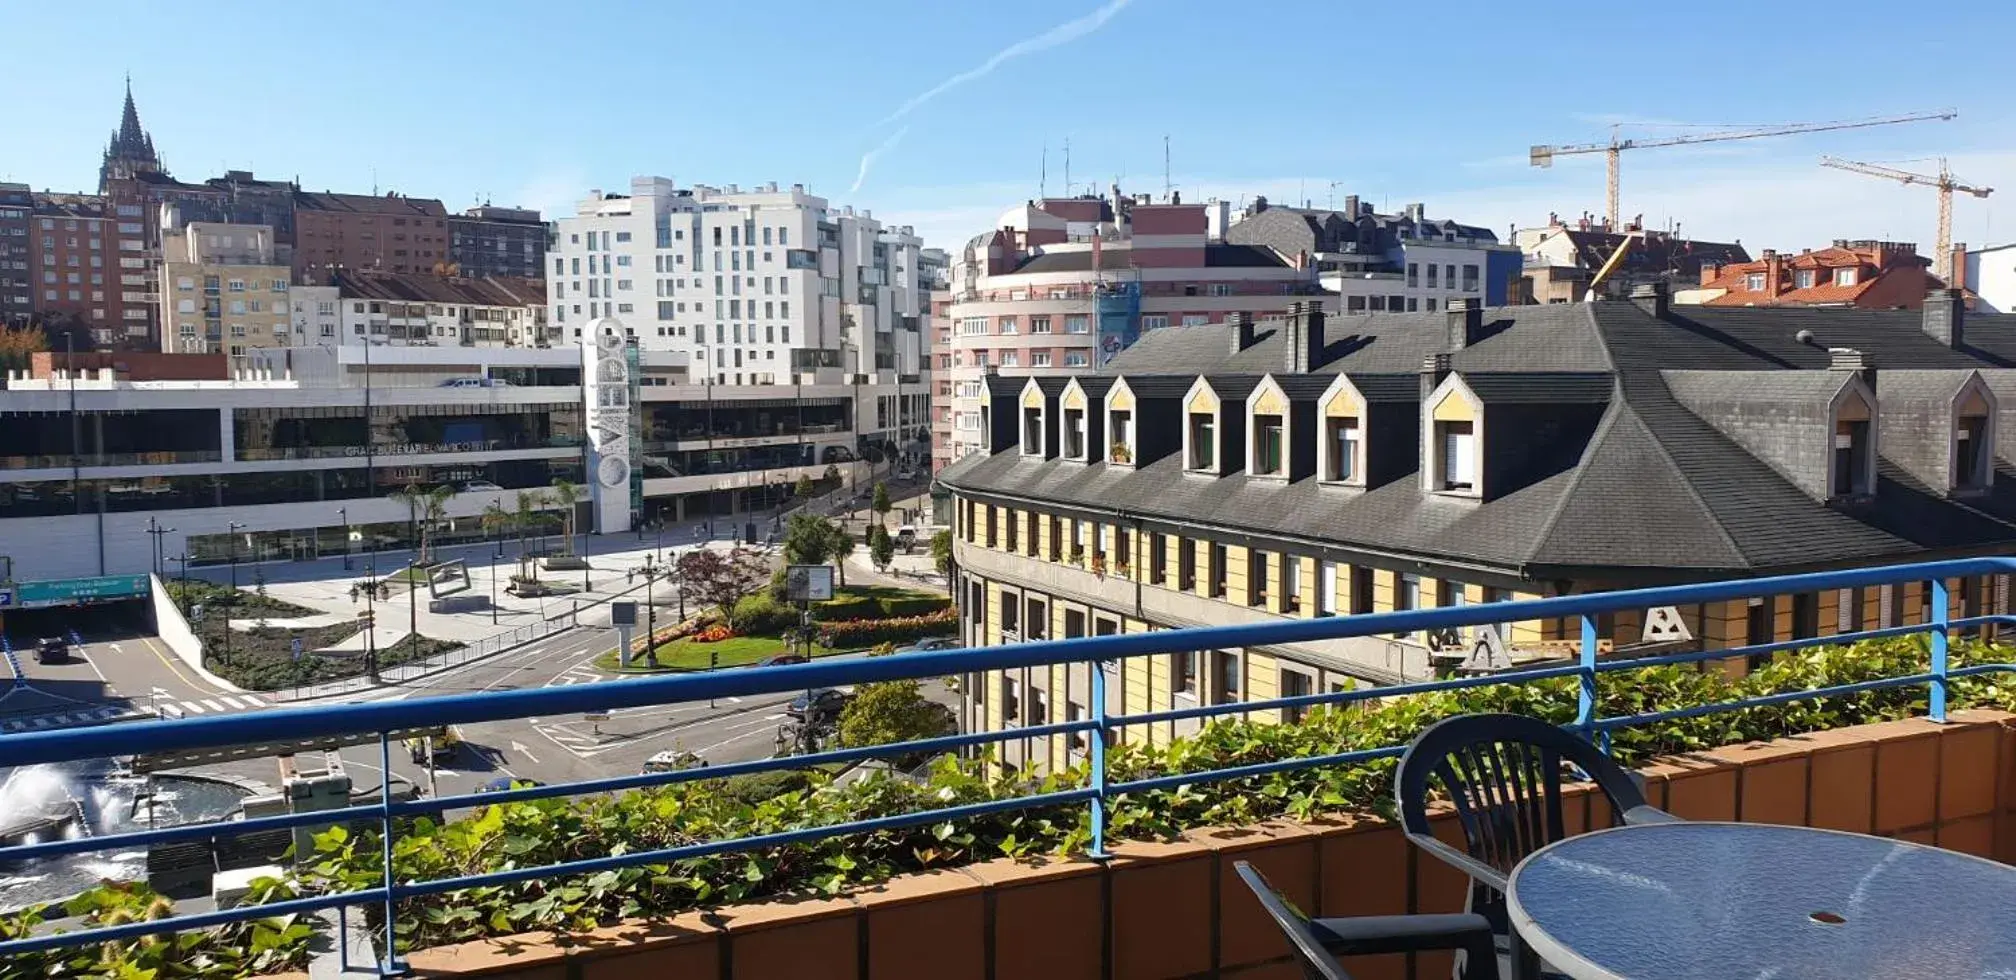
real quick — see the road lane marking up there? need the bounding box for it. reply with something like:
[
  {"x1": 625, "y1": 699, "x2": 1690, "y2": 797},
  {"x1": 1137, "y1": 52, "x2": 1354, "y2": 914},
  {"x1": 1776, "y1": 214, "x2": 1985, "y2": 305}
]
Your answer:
[
  {"x1": 200, "y1": 699, "x2": 225, "y2": 712},
  {"x1": 219, "y1": 696, "x2": 246, "y2": 710},
  {"x1": 180, "y1": 701, "x2": 205, "y2": 714},
  {"x1": 241, "y1": 694, "x2": 264, "y2": 706},
  {"x1": 138, "y1": 636, "x2": 223, "y2": 697}
]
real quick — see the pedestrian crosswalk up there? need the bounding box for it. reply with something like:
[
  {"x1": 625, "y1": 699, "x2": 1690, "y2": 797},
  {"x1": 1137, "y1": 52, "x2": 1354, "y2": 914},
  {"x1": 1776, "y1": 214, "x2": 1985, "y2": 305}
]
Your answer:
[
  {"x1": 0, "y1": 704, "x2": 141, "y2": 733},
  {"x1": 157, "y1": 693, "x2": 266, "y2": 718}
]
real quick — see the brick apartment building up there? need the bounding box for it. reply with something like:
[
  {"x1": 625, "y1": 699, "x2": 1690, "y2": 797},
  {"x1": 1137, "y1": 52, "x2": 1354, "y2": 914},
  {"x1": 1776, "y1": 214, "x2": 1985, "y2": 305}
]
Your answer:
[{"x1": 1678, "y1": 240, "x2": 1948, "y2": 309}]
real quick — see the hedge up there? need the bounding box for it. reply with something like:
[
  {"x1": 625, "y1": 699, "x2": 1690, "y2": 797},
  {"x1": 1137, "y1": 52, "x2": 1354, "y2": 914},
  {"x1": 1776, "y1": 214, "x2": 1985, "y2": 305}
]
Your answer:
[
  {"x1": 27, "y1": 635, "x2": 2016, "y2": 971},
  {"x1": 809, "y1": 592, "x2": 951, "y2": 623},
  {"x1": 815, "y1": 607, "x2": 958, "y2": 646}
]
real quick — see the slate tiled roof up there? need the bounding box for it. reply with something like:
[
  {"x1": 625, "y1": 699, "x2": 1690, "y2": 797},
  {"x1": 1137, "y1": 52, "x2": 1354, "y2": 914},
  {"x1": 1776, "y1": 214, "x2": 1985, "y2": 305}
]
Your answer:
[
  {"x1": 1012, "y1": 243, "x2": 1289, "y2": 275},
  {"x1": 939, "y1": 297, "x2": 2016, "y2": 581}
]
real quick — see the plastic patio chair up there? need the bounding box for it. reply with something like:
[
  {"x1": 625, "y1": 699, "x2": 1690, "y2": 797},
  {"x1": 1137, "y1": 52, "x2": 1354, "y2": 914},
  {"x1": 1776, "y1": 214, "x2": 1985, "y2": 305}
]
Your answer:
[
  {"x1": 1395, "y1": 712, "x2": 1679, "y2": 979},
  {"x1": 1235, "y1": 861, "x2": 1500, "y2": 980}
]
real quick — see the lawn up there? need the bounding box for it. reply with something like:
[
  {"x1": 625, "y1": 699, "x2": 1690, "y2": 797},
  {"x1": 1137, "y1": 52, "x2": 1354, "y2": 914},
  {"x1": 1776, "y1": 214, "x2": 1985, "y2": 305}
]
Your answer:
[{"x1": 594, "y1": 635, "x2": 868, "y2": 672}]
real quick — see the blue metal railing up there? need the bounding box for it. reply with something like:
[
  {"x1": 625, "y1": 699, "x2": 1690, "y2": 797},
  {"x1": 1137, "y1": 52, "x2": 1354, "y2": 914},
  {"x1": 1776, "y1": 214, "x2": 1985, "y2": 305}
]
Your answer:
[{"x1": 5, "y1": 557, "x2": 2016, "y2": 973}]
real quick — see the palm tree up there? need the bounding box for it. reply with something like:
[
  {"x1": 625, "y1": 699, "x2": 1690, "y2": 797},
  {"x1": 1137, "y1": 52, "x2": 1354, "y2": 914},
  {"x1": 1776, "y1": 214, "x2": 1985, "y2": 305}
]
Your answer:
[
  {"x1": 549, "y1": 477, "x2": 585, "y2": 558},
  {"x1": 512, "y1": 489, "x2": 549, "y2": 580},
  {"x1": 391, "y1": 483, "x2": 456, "y2": 565}
]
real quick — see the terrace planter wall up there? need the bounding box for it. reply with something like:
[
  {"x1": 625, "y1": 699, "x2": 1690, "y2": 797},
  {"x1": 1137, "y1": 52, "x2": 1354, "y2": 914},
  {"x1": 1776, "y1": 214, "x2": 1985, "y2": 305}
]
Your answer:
[{"x1": 379, "y1": 711, "x2": 2016, "y2": 980}]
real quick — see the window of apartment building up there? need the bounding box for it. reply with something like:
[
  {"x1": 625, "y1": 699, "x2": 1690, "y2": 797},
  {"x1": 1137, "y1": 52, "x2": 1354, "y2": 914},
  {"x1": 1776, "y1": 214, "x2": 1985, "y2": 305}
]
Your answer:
[
  {"x1": 1211, "y1": 650, "x2": 1240, "y2": 702},
  {"x1": 1000, "y1": 351, "x2": 1020, "y2": 367},
  {"x1": 1350, "y1": 566, "x2": 1374, "y2": 615},
  {"x1": 1461, "y1": 265, "x2": 1479, "y2": 291},
  {"x1": 1317, "y1": 562, "x2": 1337, "y2": 616},
  {"x1": 1026, "y1": 596, "x2": 1046, "y2": 640},
  {"x1": 1176, "y1": 537, "x2": 1195, "y2": 590},
  {"x1": 1253, "y1": 412, "x2": 1284, "y2": 476},
  {"x1": 1031, "y1": 315, "x2": 1052, "y2": 334},
  {"x1": 1210, "y1": 542, "x2": 1229, "y2": 599},
  {"x1": 1188, "y1": 411, "x2": 1215, "y2": 469},
  {"x1": 1436, "y1": 421, "x2": 1477, "y2": 492},
  {"x1": 1021, "y1": 406, "x2": 1044, "y2": 455},
  {"x1": 1743, "y1": 273, "x2": 1767, "y2": 291},
  {"x1": 1325, "y1": 416, "x2": 1360, "y2": 482},
  {"x1": 1030, "y1": 351, "x2": 1052, "y2": 367},
  {"x1": 1182, "y1": 314, "x2": 1209, "y2": 326},
  {"x1": 1284, "y1": 555, "x2": 1302, "y2": 612},
  {"x1": 1249, "y1": 549, "x2": 1268, "y2": 606},
  {"x1": 1958, "y1": 408, "x2": 1992, "y2": 489},
  {"x1": 1394, "y1": 572, "x2": 1423, "y2": 638},
  {"x1": 961, "y1": 316, "x2": 988, "y2": 335},
  {"x1": 1280, "y1": 668, "x2": 1314, "y2": 724},
  {"x1": 1065, "y1": 315, "x2": 1089, "y2": 334},
  {"x1": 1141, "y1": 314, "x2": 1168, "y2": 331},
  {"x1": 1064, "y1": 351, "x2": 1089, "y2": 367},
  {"x1": 1833, "y1": 417, "x2": 1872, "y2": 496},
  {"x1": 1047, "y1": 516, "x2": 1063, "y2": 562},
  {"x1": 1835, "y1": 268, "x2": 1858, "y2": 287},
  {"x1": 1173, "y1": 651, "x2": 1199, "y2": 697},
  {"x1": 1062, "y1": 407, "x2": 1087, "y2": 459},
  {"x1": 1795, "y1": 269, "x2": 1817, "y2": 289},
  {"x1": 228, "y1": 279, "x2": 245, "y2": 292},
  {"x1": 998, "y1": 316, "x2": 1018, "y2": 334},
  {"x1": 1004, "y1": 510, "x2": 1019, "y2": 552},
  {"x1": 1407, "y1": 263, "x2": 1419, "y2": 287}
]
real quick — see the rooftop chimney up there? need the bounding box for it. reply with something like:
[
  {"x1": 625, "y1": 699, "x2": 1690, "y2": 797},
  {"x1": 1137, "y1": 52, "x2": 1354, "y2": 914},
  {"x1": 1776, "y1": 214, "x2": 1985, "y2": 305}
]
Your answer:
[
  {"x1": 1950, "y1": 242, "x2": 1969, "y2": 291},
  {"x1": 1699, "y1": 261, "x2": 1721, "y2": 287},
  {"x1": 1923, "y1": 288, "x2": 1966, "y2": 348},
  {"x1": 1829, "y1": 347, "x2": 1877, "y2": 393},
  {"x1": 1419, "y1": 353, "x2": 1453, "y2": 401},
  {"x1": 1629, "y1": 281, "x2": 1670, "y2": 319},
  {"x1": 1764, "y1": 250, "x2": 1784, "y2": 298},
  {"x1": 1446, "y1": 297, "x2": 1485, "y2": 350},
  {"x1": 1343, "y1": 195, "x2": 1359, "y2": 219},
  {"x1": 1283, "y1": 302, "x2": 1325, "y2": 374},
  {"x1": 1229, "y1": 311, "x2": 1257, "y2": 355}
]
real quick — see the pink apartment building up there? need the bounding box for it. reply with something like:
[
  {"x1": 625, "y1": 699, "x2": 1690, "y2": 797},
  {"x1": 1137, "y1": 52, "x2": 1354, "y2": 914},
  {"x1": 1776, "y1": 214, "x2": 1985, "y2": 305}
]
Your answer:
[{"x1": 937, "y1": 187, "x2": 1328, "y2": 469}]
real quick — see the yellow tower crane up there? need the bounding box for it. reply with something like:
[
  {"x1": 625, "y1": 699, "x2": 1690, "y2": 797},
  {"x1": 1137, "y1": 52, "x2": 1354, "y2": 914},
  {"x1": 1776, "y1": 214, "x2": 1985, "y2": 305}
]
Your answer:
[
  {"x1": 1817, "y1": 156, "x2": 1993, "y2": 285},
  {"x1": 1531, "y1": 110, "x2": 1956, "y2": 231}
]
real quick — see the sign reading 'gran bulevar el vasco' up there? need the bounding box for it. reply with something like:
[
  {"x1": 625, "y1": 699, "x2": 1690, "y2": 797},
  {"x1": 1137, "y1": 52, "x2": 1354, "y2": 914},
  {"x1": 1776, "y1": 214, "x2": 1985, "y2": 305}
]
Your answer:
[{"x1": 582, "y1": 318, "x2": 632, "y2": 535}]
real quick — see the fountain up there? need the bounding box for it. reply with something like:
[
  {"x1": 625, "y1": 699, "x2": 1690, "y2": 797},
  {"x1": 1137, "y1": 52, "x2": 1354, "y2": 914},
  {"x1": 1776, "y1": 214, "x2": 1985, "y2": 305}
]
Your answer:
[{"x1": 0, "y1": 762, "x2": 250, "y2": 907}]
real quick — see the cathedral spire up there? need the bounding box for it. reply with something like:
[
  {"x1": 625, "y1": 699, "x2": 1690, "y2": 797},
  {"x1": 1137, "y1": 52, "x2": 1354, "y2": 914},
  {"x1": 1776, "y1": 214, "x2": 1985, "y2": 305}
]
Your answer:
[{"x1": 100, "y1": 74, "x2": 164, "y2": 191}]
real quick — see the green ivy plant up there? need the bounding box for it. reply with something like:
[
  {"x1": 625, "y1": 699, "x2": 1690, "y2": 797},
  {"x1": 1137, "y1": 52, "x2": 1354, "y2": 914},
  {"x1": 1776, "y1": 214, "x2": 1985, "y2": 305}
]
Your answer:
[
  {"x1": 0, "y1": 876, "x2": 311, "y2": 980},
  {"x1": 16, "y1": 634, "x2": 2015, "y2": 973}
]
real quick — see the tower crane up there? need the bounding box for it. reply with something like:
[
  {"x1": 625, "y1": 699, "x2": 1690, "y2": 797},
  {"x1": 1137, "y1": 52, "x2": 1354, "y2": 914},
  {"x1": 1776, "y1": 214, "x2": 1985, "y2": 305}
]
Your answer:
[
  {"x1": 1531, "y1": 110, "x2": 1956, "y2": 231},
  {"x1": 1818, "y1": 156, "x2": 1992, "y2": 285}
]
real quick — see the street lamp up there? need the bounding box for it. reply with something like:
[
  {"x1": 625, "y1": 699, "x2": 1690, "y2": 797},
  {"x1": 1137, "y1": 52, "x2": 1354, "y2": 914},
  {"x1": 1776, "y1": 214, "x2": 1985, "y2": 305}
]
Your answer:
[
  {"x1": 145, "y1": 517, "x2": 174, "y2": 580},
  {"x1": 339, "y1": 506, "x2": 351, "y2": 570},
  {"x1": 168, "y1": 553, "x2": 192, "y2": 611},
  {"x1": 224, "y1": 521, "x2": 247, "y2": 668}
]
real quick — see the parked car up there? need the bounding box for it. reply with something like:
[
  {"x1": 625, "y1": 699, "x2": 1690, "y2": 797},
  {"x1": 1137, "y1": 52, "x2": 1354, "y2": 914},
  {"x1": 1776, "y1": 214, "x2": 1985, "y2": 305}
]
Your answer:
[
  {"x1": 755, "y1": 653, "x2": 808, "y2": 668},
  {"x1": 34, "y1": 636, "x2": 67, "y2": 664},
  {"x1": 476, "y1": 777, "x2": 542, "y2": 794},
  {"x1": 895, "y1": 637, "x2": 961, "y2": 655},
  {"x1": 786, "y1": 687, "x2": 852, "y2": 723},
  {"x1": 461, "y1": 480, "x2": 504, "y2": 492},
  {"x1": 894, "y1": 525, "x2": 918, "y2": 551},
  {"x1": 438, "y1": 377, "x2": 514, "y2": 388},
  {"x1": 641, "y1": 750, "x2": 707, "y2": 774}
]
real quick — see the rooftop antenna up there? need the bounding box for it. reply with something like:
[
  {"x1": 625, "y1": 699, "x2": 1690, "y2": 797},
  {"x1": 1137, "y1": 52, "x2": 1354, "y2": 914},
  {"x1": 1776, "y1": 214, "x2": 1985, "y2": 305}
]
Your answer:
[
  {"x1": 1040, "y1": 142, "x2": 1048, "y2": 199},
  {"x1": 1163, "y1": 134, "x2": 1171, "y2": 200},
  {"x1": 1063, "y1": 138, "x2": 1071, "y2": 198}
]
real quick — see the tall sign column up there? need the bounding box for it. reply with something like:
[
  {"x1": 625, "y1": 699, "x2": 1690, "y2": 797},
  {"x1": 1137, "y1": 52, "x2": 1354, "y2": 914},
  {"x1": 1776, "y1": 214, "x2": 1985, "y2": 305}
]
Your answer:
[{"x1": 583, "y1": 318, "x2": 633, "y2": 535}]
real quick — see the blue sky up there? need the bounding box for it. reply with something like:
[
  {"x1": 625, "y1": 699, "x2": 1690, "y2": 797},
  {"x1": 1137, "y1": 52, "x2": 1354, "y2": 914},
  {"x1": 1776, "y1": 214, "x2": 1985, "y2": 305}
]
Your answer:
[{"x1": 9, "y1": 0, "x2": 2016, "y2": 256}]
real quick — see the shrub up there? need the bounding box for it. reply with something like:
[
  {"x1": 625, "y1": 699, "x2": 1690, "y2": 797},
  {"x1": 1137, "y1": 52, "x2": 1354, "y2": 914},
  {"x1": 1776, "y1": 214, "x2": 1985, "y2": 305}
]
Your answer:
[
  {"x1": 877, "y1": 594, "x2": 950, "y2": 618},
  {"x1": 811, "y1": 594, "x2": 881, "y2": 622},
  {"x1": 716, "y1": 769, "x2": 813, "y2": 806},
  {"x1": 732, "y1": 591, "x2": 798, "y2": 635},
  {"x1": 816, "y1": 608, "x2": 958, "y2": 647}
]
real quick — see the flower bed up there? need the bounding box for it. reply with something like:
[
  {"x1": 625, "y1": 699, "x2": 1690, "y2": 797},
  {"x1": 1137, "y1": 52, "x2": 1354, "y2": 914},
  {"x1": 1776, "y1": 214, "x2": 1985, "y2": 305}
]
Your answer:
[{"x1": 814, "y1": 607, "x2": 957, "y2": 647}]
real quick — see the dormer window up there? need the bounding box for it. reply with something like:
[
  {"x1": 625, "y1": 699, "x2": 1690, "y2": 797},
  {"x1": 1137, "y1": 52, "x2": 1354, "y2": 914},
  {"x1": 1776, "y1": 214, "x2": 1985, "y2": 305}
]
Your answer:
[
  {"x1": 1325, "y1": 417, "x2": 1359, "y2": 482},
  {"x1": 1253, "y1": 413, "x2": 1284, "y2": 476},
  {"x1": 1188, "y1": 413, "x2": 1216, "y2": 470},
  {"x1": 1436, "y1": 420, "x2": 1476, "y2": 492},
  {"x1": 1745, "y1": 273, "x2": 1766, "y2": 291},
  {"x1": 1021, "y1": 406, "x2": 1042, "y2": 455},
  {"x1": 1795, "y1": 269, "x2": 1817, "y2": 289},
  {"x1": 1109, "y1": 409, "x2": 1133, "y2": 464},
  {"x1": 1832, "y1": 419, "x2": 1871, "y2": 496},
  {"x1": 1834, "y1": 268, "x2": 1858, "y2": 287},
  {"x1": 1956, "y1": 412, "x2": 1989, "y2": 488},
  {"x1": 1063, "y1": 407, "x2": 1086, "y2": 460}
]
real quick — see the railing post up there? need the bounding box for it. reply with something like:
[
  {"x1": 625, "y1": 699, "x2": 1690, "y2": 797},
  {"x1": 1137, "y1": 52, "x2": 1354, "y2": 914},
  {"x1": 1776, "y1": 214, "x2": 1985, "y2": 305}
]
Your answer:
[
  {"x1": 1930, "y1": 577, "x2": 1950, "y2": 723},
  {"x1": 377, "y1": 732, "x2": 406, "y2": 976},
  {"x1": 1577, "y1": 614, "x2": 1599, "y2": 734},
  {"x1": 1088, "y1": 658, "x2": 1110, "y2": 860}
]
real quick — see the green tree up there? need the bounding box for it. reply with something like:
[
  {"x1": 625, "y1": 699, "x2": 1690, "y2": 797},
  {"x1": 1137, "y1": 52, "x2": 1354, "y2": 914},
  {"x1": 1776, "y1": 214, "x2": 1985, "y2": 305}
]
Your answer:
[
  {"x1": 869, "y1": 524, "x2": 895, "y2": 572},
  {"x1": 794, "y1": 474, "x2": 815, "y2": 498},
  {"x1": 783, "y1": 512, "x2": 836, "y2": 567},
  {"x1": 929, "y1": 529, "x2": 954, "y2": 576},
  {"x1": 836, "y1": 679, "x2": 955, "y2": 751},
  {"x1": 390, "y1": 483, "x2": 455, "y2": 565},
  {"x1": 549, "y1": 478, "x2": 585, "y2": 556},
  {"x1": 822, "y1": 463, "x2": 840, "y2": 484},
  {"x1": 871, "y1": 482, "x2": 891, "y2": 524},
  {"x1": 825, "y1": 522, "x2": 856, "y2": 587},
  {"x1": 511, "y1": 489, "x2": 550, "y2": 580}
]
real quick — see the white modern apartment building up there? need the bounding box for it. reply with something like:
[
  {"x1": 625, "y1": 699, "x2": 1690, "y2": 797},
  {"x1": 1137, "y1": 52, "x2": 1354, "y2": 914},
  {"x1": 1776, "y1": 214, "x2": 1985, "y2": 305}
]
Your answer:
[
  {"x1": 937, "y1": 187, "x2": 1326, "y2": 469},
  {"x1": 546, "y1": 176, "x2": 931, "y2": 384},
  {"x1": 1225, "y1": 197, "x2": 1521, "y2": 313}
]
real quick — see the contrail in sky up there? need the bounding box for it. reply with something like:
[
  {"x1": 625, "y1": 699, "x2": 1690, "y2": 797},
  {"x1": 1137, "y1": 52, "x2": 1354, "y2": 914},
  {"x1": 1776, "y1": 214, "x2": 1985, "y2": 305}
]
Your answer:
[
  {"x1": 850, "y1": 126, "x2": 910, "y2": 193},
  {"x1": 873, "y1": 0, "x2": 1137, "y2": 129}
]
